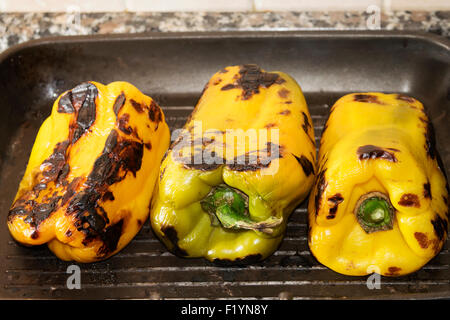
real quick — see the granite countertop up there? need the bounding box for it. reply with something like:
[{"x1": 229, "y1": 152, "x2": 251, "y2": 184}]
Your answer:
[{"x1": 0, "y1": 11, "x2": 449, "y2": 53}]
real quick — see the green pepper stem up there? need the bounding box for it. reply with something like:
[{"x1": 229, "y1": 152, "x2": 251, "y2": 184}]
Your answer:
[
  {"x1": 355, "y1": 192, "x2": 394, "y2": 234},
  {"x1": 200, "y1": 184, "x2": 282, "y2": 234}
]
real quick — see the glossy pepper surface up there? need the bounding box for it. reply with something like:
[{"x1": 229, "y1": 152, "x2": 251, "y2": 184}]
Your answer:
[
  {"x1": 8, "y1": 81, "x2": 170, "y2": 262},
  {"x1": 151, "y1": 65, "x2": 316, "y2": 264},
  {"x1": 308, "y1": 92, "x2": 449, "y2": 276}
]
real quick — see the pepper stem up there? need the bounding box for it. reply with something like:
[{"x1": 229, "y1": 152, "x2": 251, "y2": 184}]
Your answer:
[
  {"x1": 355, "y1": 191, "x2": 394, "y2": 233},
  {"x1": 200, "y1": 184, "x2": 282, "y2": 234}
]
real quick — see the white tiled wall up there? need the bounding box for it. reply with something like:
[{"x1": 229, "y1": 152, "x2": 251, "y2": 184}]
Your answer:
[{"x1": 1, "y1": 0, "x2": 449, "y2": 12}]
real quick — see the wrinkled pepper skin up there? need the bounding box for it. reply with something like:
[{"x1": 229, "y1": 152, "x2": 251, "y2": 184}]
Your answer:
[
  {"x1": 308, "y1": 93, "x2": 449, "y2": 276},
  {"x1": 151, "y1": 65, "x2": 316, "y2": 264},
  {"x1": 8, "y1": 81, "x2": 170, "y2": 262}
]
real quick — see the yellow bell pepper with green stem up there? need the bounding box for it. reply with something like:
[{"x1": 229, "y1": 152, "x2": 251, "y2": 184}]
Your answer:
[
  {"x1": 8, "y1": 81, "x2": 170, "y2": 262},
  {"x1": 308, "y1": 92, "x2": 449, "y2": 276},
  {"x1": 151, "y1": 64, "x2": 316, "y2": 264}
]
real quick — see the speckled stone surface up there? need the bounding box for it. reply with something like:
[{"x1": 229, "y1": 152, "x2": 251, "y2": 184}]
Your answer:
[{"x1": 0, "y1": 11, "x2": 449, "y2": 53}]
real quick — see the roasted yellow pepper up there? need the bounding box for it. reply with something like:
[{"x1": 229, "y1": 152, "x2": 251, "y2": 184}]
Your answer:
[
  {"x1": 308, "y1": 93, "x2": 449, "y2": 276},
  {"x1": 151, "y1": 64, "x2": 316, "y2": 264},
  {"x1": 8, "y1": 81, "x2": 170, "y2": 262}
]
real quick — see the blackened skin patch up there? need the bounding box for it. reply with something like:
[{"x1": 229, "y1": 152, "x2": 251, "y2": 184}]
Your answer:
[
  {"x1": 327, "y1": 193, "x2": 344, "y2": 220},
  {"x1": 226, "y1": 143, "x2": 283, "y2": 172},
  {"x1": 396, "y1": 94, "x2": 415, "y2": 103},
  {"x1": 148, "y1": 100, "x2": 163, "y2": 124},
  {"x1": 58, "y1": 91, "x2": 75, "y2": 113},
  {"x1": 314, "y1": 168, "x2": 328, "y2": 215},
  {"x1": 88, "y1": 129, "x2": 144, "y2": 183},
  {"x1": 294, "y1": 154, "x2": 314, "y2": 177},
  {"x1": 8, "y1": 139, "x2": 71, "y2": 227},
  {"x1": 398, "y1": 193, "x2": 420, "y2": 208},
  {"x1": 431, "y1": 215, "x2": 448, "y2": 241},
  {"x1": 130, "y1": 99, "x2": 144, "y2": 113},
  {"x1": 425, "y1": 120, "x2": 437, "y2": 159},
  {"x1": 385, "y1": 267, "x2": 402, "y2": 276},
  {"x1": 103, "y1": 191, "x2": 115, "y2": 202},
  {"x1": 97, "y1": 219, "x2": 124, "y2": 257},
  {"x1": 67, "y1": 129, "x2": 144, "y2": 255},
  {"x1": 301, "y1": 112, "x2": 311, "y2": 134},
  {"x1": 353, "y1": 94, "x2": 384, "y2": 104},
  {"x1": 414, "y1": 232, "x2": 429, "y2": 249},
  {"x1": 113, "y1": 93, "x2": 126, "y2": 116},
  {"x1": 177, "y1": 140, "x2": 283, "y2": 172},
  {"x1": 278, "y1": 88, "x2": 290, "y2": 99},
  {"x1": 279, "y1": 109, "x2": 291, "y2": 116},
  {"x1": 221, "y1": 64, "x2": 285, "y2": 100},
  {"x1": 357, "y1": 145, "x2": 398, "y2": 162},
  {"x1": 118, "y1": 113, "x2": 133, "y2": 135},
  {"x1": 213, "y1": 254, "x2": 263, "y2": 267},
  {"x1": 9, "y1": 84, "x2": 144, "y2": 255},
  {"x1": 424, "y1": 182, "x2": 432, "y2": 199},
  {"x1": 69, "y1": 83, "x2": 99, "y2": 144},
  {"x1": 161, "y1": 225, "x2": 188, "y2": 257},
  {"x1": 264, "y1": 123, "x2": 277, "y2": 129}
]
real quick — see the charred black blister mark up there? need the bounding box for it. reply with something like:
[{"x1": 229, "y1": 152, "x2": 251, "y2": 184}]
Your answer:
[
  {"x1": 56, "y1": 164, "x2": 70, "y2": 187},
  {"x1": 41, "y1": 140, "x2": 70, "y2": 183},
  {"x1": 66, "y1": 129, "x2": 143, "y2": 250},
  {"x1": 396, "y1": 94, "x2": 415, "y2": 103},
  {"x1": 398, "y1": 193, "x2": 420, "y2": 208},
  {"x1": 183, "y1": 161, "x2": 223, "y2": 171},
  {"x1": 68, "y1": 191, "x2": 107, "y2": 234},
  {"x1": 102, "y1": 191, "x2": 115, "y2": 202},
  {"x1": 161, "y1": 225, "x2": 188, "y2": 257},
  {"x1": 414, "y1": 232, "x2": 429, "y2": 249},
  {"x1": 278, "y1": 88, "x2": 290, "y2": 99},
  {"x1": 148, "y1": 100, "x2": 163, "y2": 124},
  {"x1": 113, "y1": 92, "x2": 126, "y2": 116},
  {"x1": 97, "y1": 219, "x2": 124, "y2": 257},
  {"x1": 314, "y1": 168, "x2": 328, "y2": 215},
  {"x1": 279, "y1": 109, "x2": 291, "y2": 116},
  {"x1": 425, "y1": 120, "x2": 437, "y2": 159},
  {"x1": 221, "y1": 64, "x2": 285, "y2": 100},
  {"x1": 213, "y1": 254, "x2": 263, "y2": 267},
  {"x1": 61, "y1": 177, "x2": 82, "y2": 206},
  {"x1": 159, "y1": 166, "x2": 167, "y2": 181},
  {"x1": 8, "y1": 138, "x2": 72, "y2": 228},
  {"x1": 226, "y1": 142, "x2": 283, "y2": 172},
  {"x1": 353, "y1": 94, "x2": 384, "y2": 104},
  {"x1": 431, "y1": 215, "x2": 448, "y2": 241},
  {"x1": 21, "y1": 196, "x2": 61, "y2": 227},
  {"x1": 118, "y1": 113, "x2": 133, "y2": 135},
  {"x1": 424, "y1": 182, "x2": 432, "y2": 199},
  {"x1": 293, "y1": 154, "x2": 314, "y2": 177},
  {"x1": 130, "y1": 99, "x2": 144, "y2": 113},
  {"x1": 357, "y1": 145, "x2": 398, "y2": 162},
  {"x1": 326, "y1": 193, "x2": 344, "y2": 220},
  {"x1": 385, "y1": 267, "x2": 402, "y2": 276},
  {"x1": 70, "y1": 83, "x2": 98, "y2": 144},
  {"x1": 89, "y1": 129, "x2": 144, "y2": 184},
  {"x1": 58, "y1": 91, "x2": 75, "y2": 113},
  {"x1": 301, "y1": 111, "x2": 311, "y2": 134},
  {"x1": 264, "y1": 123, "x2": 277, "y2": 129}
]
